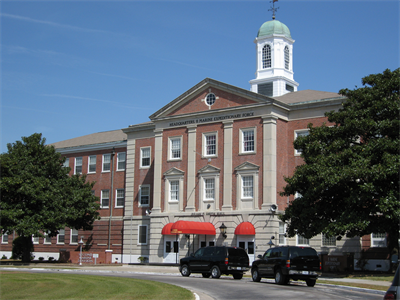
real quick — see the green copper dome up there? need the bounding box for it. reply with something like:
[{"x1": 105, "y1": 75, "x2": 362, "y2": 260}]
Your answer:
[{"x1": 257, "y1": 20, "x2": 292, "y2": 39}]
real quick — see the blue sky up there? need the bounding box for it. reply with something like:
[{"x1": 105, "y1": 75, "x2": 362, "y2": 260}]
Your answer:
[{"x1": 1, "y1": 0, "x2": 399, "y2": 153}]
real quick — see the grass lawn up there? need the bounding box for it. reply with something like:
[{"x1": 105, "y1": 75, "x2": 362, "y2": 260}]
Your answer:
[{"x1": 0, "y1": 271, "x2": 194, "y2": 300}]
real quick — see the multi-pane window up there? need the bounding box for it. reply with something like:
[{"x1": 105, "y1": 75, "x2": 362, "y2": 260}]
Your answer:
[
  {"x1": 204, "y1": 134, "x2": 216, "y2": 156},
  {"x1": 88, "y1": 155, "x2": 96, "y2": 173},
  {"x1": 279, "y1": 222, "x2": 286, "y2": 245},
  {"x1": 57, "y1": 229, "x2": 65, "y2": 244},
  {"x1": 170, "y1": 180, "x2": 179, "y2": 201},
  {"x1": 242, "y1": 176, "x2": 254, "y2": 198},
  {"x1": 297, "y1": 235, "x2": 309, "y2": 245},
  {"x1": 242, "y1": 130, "x2": 255, "y2": 152},
  {"x1": 32, "y1": 235, "x2": 39, "y2": 244},
  {"x1": 70, "y1": 229, "x2": 78, "y2": 244},
  {"x1": 141, "y1": 147, "x2": 151, "y2": 168},
  {"x1": 44, "y1": 233, "x2": 51, "y2": 244},
  {"x1": 102, "y1": 154, "x2": 111, "y2": 172},
  {"x1": 322, "y1": 234, "x2": 336, "y2": 246},
  {"x1": 2, "y1": 233, "x2": 8, "y2": 244},
  {"x1": 295, "y1": 130, "x2": 309, "y2": 155},
  {"x1": 372, "y1": 233, "x2": 386, "y2": 247},
  {"x1": 117, "y1": 152, "x2": 126, "y2": 171},
  {"x1": 170, "y1": 138, "x2": 181, "y2": 160},
  {"x1": 63, "y1": 158, "x2": 70, "y2": 169},
  {"x1": 262, "y1": 44, "x2": 271, "y2": 68},
  {"x1": 284, "y1": 46, "x2": 289, "y2": 70},
  {"x1": 116, "y1": 189, "x2": 125, "y2": 207},
  {"x1": 139, "y1": 185, "x2": 150, "y2": 206},
  {"x1": 204, "y1": 178, "x2": 215, "y2": 200},
  {"x1": 75, "y1": 157, "x2": 82, "y2": 174},
  {"x1": 101, "y1": 190, "x2": 110, "y2": 208},
  {"x1": 138, "y1": 225, "x2": 148, "y2": 245}
]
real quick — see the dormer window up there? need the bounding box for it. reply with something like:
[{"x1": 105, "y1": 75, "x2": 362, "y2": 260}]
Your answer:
[
  {"x1": 284, "y1": 46, "x2": 289, "y2": 70},
  {"x1": 262, "y1": 44, "x2": 271, "y2": 68}
]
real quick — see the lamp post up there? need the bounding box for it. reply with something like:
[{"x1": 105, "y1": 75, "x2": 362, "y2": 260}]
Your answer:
[
  {"x1": 79, "y1": 237, "x2": 84, "y2": 266},
  {"x1": 219, "y1": 223, "x2": 227, "y2": 239},
  {"x1": 268, "y1": 236, "x2": 275, "y2": 248}
]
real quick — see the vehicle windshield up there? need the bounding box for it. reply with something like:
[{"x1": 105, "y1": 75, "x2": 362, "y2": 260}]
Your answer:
[{"x1": 290, "y1": 247, "x2": 318, "y2": 259}]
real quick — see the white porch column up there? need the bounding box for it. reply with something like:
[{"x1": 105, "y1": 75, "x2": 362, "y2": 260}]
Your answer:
[
  {"x1": 152, "y1": 129, "x2": 163, "y2": 213},
  {"x1": 186, "y1": 125, "x2": 197, "y2": 212},
  {"x1": 222, "y1": 120, "x2": 233, "y2": 211}
]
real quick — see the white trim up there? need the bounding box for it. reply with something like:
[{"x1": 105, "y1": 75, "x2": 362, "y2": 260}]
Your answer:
[
  {"x1": 140, "y1": 147, "x2": 151, "y2": 169},
  {"x1": 101, "y1": 189, "x2": 110, "y2": 208},
  {"x1": 296, "y1": 235, "x2": 310, "y2": 246},
  {"x1": 168, "y1": 136, "x2": 182, "y2": 161},
  {"x1": 117, "y1": 152, "x2": 126, "y2": 171},
  {"x1": 239, "y1": 127, "x2": 256, "y2": 155},
  {"x1": 203, "y1": 132, "x2": 218, "y2": 158},
  {"x1": 138, "y1": 185, "x2": 150, "y2": 207},
  {"x1": 57, "y1": 229, "x2": 65, "y2": 245},
  {"x1": 74, "y1": 157, "x2": 82, "y2": 174},
  {"x1": 138, "y1": 225, "x2": 148, "y2": 245},
  {"x1": 70, "y1": 229, "x2": 78, "y2": 245},
  {"x1": 294, "y1": 129, "x2": 309, "y2": 156},
  {"x1": 115, "y1": 188, "x2": 125, "y2": 208},
  {"x1": 102, "y1": 154, "x2": 111, "y2": 172},
  {"x1": 88, "y1": 155, "x2": 96, "y2": 173}
]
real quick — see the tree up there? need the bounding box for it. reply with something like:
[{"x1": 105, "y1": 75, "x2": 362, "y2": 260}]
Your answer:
[
  {"x1": 0, "y1": 133, "x2": 100, "y2": 262},
  {"x1": 280, "y1": 68, "x2": 400, "y2": 253}
]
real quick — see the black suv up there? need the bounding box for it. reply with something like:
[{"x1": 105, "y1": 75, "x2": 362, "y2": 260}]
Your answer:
[
  {"x1": 179, "y1": 246, "x2": 249, "y2": 279},
  {"x1": 251, "y1": 246, "x2": 321, "y2": 287}
]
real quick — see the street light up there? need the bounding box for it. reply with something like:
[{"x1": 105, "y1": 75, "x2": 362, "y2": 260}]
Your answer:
[
  {"x1": 219, "y1": 223, "x2": 227, "y2": 239},
  {"x1": 79, "y1": 237, "x2": 84, "y2": 266}
]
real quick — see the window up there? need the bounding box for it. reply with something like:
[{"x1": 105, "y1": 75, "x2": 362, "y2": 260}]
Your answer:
[
  {"x1": 116, "y1": 189, "x2": 125, "y2": 207},
  {"x1": 63, "y1": 158, "x2": 70, "y2": 169},
  {"x1": 205, "y1": 93, "x2": 216, "y2": 106},
  {"x1": 322, "y1": 234, "x2": 336, "y2": 246},
  {"x1": 294, "y1": 130, "x2": 309, "y2": 155},
  {"x1": 240, "y1": 128, "x2": 255, "y2": 153},
  {"x1": 2, "y1": 233, "x2": 8, "y2": 244},
  {"x1": 279, "y1": 222, "x2": 286, "y2": 245},
  {"x1": 75, "y1": 157, "x2": 82, "y2": 174},
  {"x1": 262, "y1": 44, "x2": 271, "y2": 68},
  {"x1": 117, "y1": 152, "x2": 126, "y2": 171},
  {"x1": 139, "y1": 185, "x2": 150, "y2": 206},
  {"x1": 140, "y1": 147, "x2": 151, "y2": 168},
  {"x1": 169, "y1": 137, "x2": 182, "y2": 160},
  {"x1": 70, "y1": 229, "x2": 78, "y2": 244},
  {"x1": 286, "y1": 84, "x2": 294, "y2": 92},
  {"x1": 138, "y1": 225, "x2": 148, "y2": 245},
  {"x1": 101, "y1": 190, "x2": 110, "y2": 208},
  {"x1": 32, "y1": 235, "x2": 39, "y2": 244},
  {"x1": 297, "y1": 235, "x2": 309, "y2": 246},
  {"x1": 204, "y1": 133, "x2": 217, "y2": 157},
  {"x1": 88, "y1": 155, "x2": 96, "y2": 173},
  {"x1": 258, "y1": 82, "x2": 273, "y2": 97},
  {"x1": 204, "y1": 178, "x2": 215, "y2": 200},
  {"x1": 242, "y1": 176, "x2": 254, "y2": 198},
  {"x1": 102, "y1": 154, "x2": 111, "y2": 172},
  {"x1": 371, "y1": 233, "x2": 386, "y2": 247},
  {"x1": 284, "y1": 46, "x2": 289, "y2": 70},
  {"x1": 170, "y1": 180, "x2": 179, "y2": 202},
  {"x1": 57, "y1": 229, "x2": 65, "y2": 244},
  {"x1": 44, "y1": 233, "x2": 51, "y2": 244}
]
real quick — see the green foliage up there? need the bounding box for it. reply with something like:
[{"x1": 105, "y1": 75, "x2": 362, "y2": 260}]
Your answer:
[
  {"x1": 280, "y1": 69, "x2": 400, "y2": 249},
  {"x1": 11, "y1": 236, "x2": 33, "y2": 260},
  {"x1": 0, "y1": 133, "x2": 100, "y2": 261}
]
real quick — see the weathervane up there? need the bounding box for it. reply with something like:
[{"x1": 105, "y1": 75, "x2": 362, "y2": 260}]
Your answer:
[{"x1": 269, "y1": 0, "x2": 279, "y2": 20}]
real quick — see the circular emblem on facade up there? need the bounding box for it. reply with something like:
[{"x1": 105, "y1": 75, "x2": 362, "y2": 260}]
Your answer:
[{"x1": 205, "y1": 93, "x2": 216, "y2": 106}]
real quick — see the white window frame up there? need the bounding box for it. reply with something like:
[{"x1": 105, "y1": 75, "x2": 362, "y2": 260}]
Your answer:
[
  {"x1": 242, "y1": 176, "x2": 254, "y2": 199},
  {"x1": 115, "y1": 189, "x2": 125, "y2": 208},
  {"x1": 294, "y1": 129, "x2": 309, "y2": 155},
  {"x1": 322, "y1": 234, "x2": 336, "y2": 246},
  {"x1": 204, "y1": 178, "x2": 215, "y2": 201},
  {"x1": 88, "y1": 155, "x2": 96, "y2": 173},
  {"x1": 284, "y1": 45, "x2": 290, "y2": 70},
  {"x1": 169, "y1": 180, "x2": 180, "y2": 202},
  {"x1": 75, "y1": 157, "x2": 82, "y2": 174},
  {"x1": 139, "y1": 185, "x2": 150, "y2": 207},
  {"x1": 44, "y1": 232, "x2": 51, "y2": 244},
  {"x1": 262, "y1": 44, "x2": 272, "y2": 68},
  {"x1": 140, "y1": 147, "x2": 151, "y2": 168},
  {"x1": 63, "y1": 158, "x2": 70, "y2": 169},
  {"x1": 57, "y1": 229, "x2": 65, "y2": 244},
  {"x1": 203, "y1": 132, "x2": 217, "y2": 157},
  {"x1": 235, "y1": 162, "x2": 259, "y2": 210},
  {"x1": 101, "y1": 190, "x2": 110, "y2": 208},
  {"x1": 239, "y1": 128, "x2": 256, "y2": 154},
  {"x1": 297, "y1": 235, "x2": 310, "y2": 246},
  {"x1": 371, "y1": 233, "x2": 387, "y2": 247},
  {"x1": 102, "y1": 154, "x2": 111, "y2": 172},
  {"x1": 138, "y1": 225, "x2": 148, "y2": 245},
  {"x1": 1, "y1": 233, "x2": 9, "y2": 244},
  {"x1": 32, "y1": 235, "x2": 39, "y2": 245},
  {"x1": 117, "y1": 152, "x2": 126, "y2": 171},
  {"x1": 70, "y1": 229, "x2": 78, "y2": 245},
  {"x1": 279, "y1": 222, "x2": 286, "y2": 245},
  {"x1": 168, "y1": 136, "x2": 182, "y2": 161}
]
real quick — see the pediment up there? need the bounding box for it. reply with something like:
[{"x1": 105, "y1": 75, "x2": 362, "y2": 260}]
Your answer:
[
  {"x1": 163, "y1": 167, "x2": 185, "y2": 176},
  {"x1": 149, "y1": 78, "x2": 272, "y2": 120},
  {"x1": 198, "y1": 164, "x2": 221, "y2": 174},
  {"x1": 234, "y1": 161, "x2": 260, "y2": 171}
]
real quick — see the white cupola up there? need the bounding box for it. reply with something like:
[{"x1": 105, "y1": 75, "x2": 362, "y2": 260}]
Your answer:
[{"x1": 249, "y1": 19, "x2": 299, "y2": 97}]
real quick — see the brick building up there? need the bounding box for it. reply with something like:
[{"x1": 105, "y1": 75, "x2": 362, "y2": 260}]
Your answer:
[{"x1": 0, "y1": 17, "x2": 392, "y2": 270}]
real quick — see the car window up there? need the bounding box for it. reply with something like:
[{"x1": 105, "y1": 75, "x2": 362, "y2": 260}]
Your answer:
[
  {"x1": 194, "y1": 248, "x2": 205, "y2": 258},
  {"x1": 215, "y1": 247, "x2": 225, "y2": 256},
  {"x1": 263, "y1": 249, "x2": 272, "y2": 259},
  {"x1": 290, "y1": 247, "x2": 318, "y2": 259},
  {"x1": 203, "y1": 247, "x2": 214, "y2": 256},
  {"x1": 228, "y1": 247, "x2": 246, "y2": 257}
]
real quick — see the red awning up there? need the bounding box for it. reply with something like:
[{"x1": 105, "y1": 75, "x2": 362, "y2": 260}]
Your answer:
[
  {"x1": 234, "y1": 222, "x2": 255, "y2": 235},
  {"x1": 167, "y1": 220, "x2": 216, "y2": 235},
  {"x1": 161, "y1": 223, "x2": 178, "y2": 235}
]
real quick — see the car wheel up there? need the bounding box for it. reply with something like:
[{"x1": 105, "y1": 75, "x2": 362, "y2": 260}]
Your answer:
[
  {"x1": 274, "y1": 268, "x2": 288, "y2": 285},
  {"x1": 306, "y1": 279, "x2": 316, "y2": 287},
  {"x1": 180, "y1": 265, "x2": 191, "y2": 277},
  {"x1": 251, "y1": 268, "x2": 261, "y2": 282},
  {"x1": 202, "y1": 273, "x2": 211, "y2": 278},
  {"x1": 210, "y1": 265, "x2": 221, "y2": 279},
  {"x1": 233, "y1": 273, "x2": 243, "y2": 280}
]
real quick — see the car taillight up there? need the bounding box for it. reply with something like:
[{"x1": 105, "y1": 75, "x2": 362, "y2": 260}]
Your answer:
[
  {"x1": 319, "y1": 262, "x2": 322, "y2": 271},
  {"x1": 383, "y1": 291, "x2": 396, "y2": 300},
  {"x1": 286, "y1": 260, "x2": 290, "y2": 268},
  {"x1": 225, "y1": 257, "x2": 228, "y2": 265}
]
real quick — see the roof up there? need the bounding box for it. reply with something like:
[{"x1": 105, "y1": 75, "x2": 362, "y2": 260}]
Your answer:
[
  {"x1": 50, "y1": 129, "x2": 127, "y2": 149},
  {"x1": 273, "y1": 89, "x2": 345, "y2": 104},
  {"x1": 257, "y1": 20, "x2": 291, "y2": 39}
]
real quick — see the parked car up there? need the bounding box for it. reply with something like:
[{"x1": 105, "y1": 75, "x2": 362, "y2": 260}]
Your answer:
[
  {"x1": 251, "y1": 246, "x2": 321, "y2": 287},
  {"x1": 179, "y1": 246, "x2": 249, "y2": 279},
  {"x1": 384, "y1": 264, "x2": 399, "y2": 300}
]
